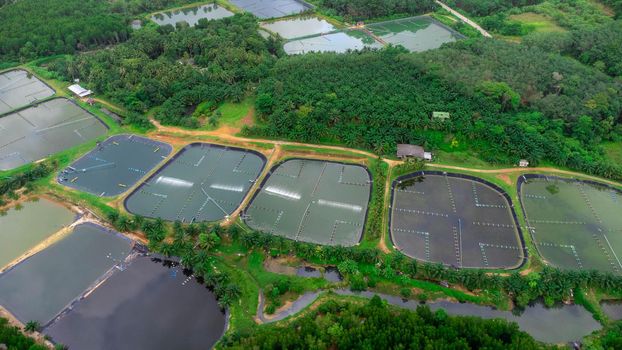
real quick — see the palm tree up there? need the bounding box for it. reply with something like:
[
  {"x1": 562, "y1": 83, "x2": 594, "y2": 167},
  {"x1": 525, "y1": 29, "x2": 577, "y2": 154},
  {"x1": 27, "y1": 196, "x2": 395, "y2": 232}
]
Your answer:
[{"x1": 24, "y1": 320, "x2": 40, "y2": 332}]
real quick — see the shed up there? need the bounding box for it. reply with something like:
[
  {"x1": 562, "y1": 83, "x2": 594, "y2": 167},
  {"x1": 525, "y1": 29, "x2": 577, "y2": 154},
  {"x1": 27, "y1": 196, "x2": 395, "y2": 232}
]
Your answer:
[
  {"x1": 432, "y1": 111, "x2": 450, "y2": 120},
  {"x1": 519, "y1": 159, "x2": 530, "y2": 167},
  {"x1": 397, "y1": 144, "x2": 432, "y2": 161},
  {"x1": 68, "y1": 84, "x2": 93, "y2": 98}
]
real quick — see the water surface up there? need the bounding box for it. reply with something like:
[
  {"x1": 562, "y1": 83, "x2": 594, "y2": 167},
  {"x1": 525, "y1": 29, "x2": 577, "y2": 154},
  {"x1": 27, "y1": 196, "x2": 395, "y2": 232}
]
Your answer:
[
  {"x1": 46, "y1": 256, "x2": 226, "y2": 350},
  {"x1": 0, "y1": 223, "x2": 132, "y2": 324},
  {"x1": 0, "y1": 199, "x2": 75, "y2": 269},
  {"x1": 261, "y1": 17, "x2": 336, "y2": 39},
  {"x1": 284, "y1": 30, "x2": 382, "y2": 54},
  {"x1": 151, "y1": 4, "x2": 233, "y2": 27},
  {"x1": 368, "y1": 16, "x2": 461, "y2": 52}
]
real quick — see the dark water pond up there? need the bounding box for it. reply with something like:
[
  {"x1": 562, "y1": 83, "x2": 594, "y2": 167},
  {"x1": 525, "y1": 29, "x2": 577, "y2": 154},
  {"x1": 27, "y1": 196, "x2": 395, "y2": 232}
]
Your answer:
[
  {"x1": 601, "y1": 301, "x2": 622, "y2": 320},
  {"x1": 0, "y1": 223, "x2": 132, "y2": 324},
  {"x1": 46, "y1": 256, "x2": 226, "y2": 350}
]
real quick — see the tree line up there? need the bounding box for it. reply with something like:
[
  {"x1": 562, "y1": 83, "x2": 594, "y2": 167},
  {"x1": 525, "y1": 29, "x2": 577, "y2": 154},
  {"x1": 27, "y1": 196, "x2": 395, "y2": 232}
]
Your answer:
[
  {"x1": 316, "y1": 0, "x2": 437, "y2": 21},
  {"x1": 234, "y1": 227, "x2": 622, "y2": 309},
  {"x1": 0, "y1": 318, "x2": 46, "y2": 350}
]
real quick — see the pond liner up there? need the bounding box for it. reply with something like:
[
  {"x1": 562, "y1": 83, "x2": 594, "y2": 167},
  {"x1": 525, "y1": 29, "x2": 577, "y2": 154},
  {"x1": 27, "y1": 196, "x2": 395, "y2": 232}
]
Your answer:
[
  {"x1": 388, "y1": 170, "x2": 528, "y2": 270},
  {"x1": 516, "y1": 173, "x2": 622, "y2": 266},
  {"x1": 56, "y1": 134, "x2": 173, "y2": 197},
  {"x1": 240, "y1": 157, "x2": 373, "y2": 246},
  {"x1": 123, "y1": 142, "x2": 267, "y2": 222}
]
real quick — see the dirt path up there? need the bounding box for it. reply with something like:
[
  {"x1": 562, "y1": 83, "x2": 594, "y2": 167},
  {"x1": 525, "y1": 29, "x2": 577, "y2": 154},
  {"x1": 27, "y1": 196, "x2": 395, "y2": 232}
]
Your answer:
[
  {"x1": 149, "y1": 118, "x2": 379, "y2": 159},
  {"x1": 426, "y1": 163, "x2": 622, "y2": 187},
  {"x1": 435, "y1": 0, "x2": 492, "y2": 38}
]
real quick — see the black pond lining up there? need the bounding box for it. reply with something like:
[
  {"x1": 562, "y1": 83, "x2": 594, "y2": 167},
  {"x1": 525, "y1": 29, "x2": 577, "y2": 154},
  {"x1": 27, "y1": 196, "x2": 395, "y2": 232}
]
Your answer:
[
  {"x1": 516, "y1": 173, "x2": 622, "y2": 267},
  {"x1": 388, "y1": 170, "x2": 528, "y2": 270},
  {"x1": 122, "y1": 142, "x2": 267, "y2": 222},
  {"x1": 241, "y1": 157, "x2": 373, "y2": 246},
  {"x1": 56, "y1": 134, "x2": 173, "y2": 198}
]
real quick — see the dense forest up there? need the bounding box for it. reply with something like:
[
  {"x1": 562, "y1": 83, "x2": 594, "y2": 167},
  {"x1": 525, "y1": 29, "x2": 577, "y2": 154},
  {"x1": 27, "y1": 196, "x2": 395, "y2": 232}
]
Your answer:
[
  {"x1": 247, "y1": 44, "x2": 622, "y2": 179},
  {"x1": 222, "y1": 296, "x2": 549, "y2": 349},
  {"x1": 444, "y1": 0, "x2": 544, "y2": 16},
  {"x1": 316, "y1": 0, "x2": 437, "y2": 21},
  {"x1": 49, "y1": 14, "x2": 278, "y2": 127},
  {"x1": 525, "y1": 20, "x2": 622, "y2": 78},
  {"x1": 0, "y1": 0, "x2": 128, "y2": 63}
]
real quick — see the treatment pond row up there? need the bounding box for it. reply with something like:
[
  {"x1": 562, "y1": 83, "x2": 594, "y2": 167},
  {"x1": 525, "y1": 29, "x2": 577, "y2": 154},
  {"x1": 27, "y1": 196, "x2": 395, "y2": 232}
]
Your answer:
[
  {"x1": 53, "y1": 136, "x2": 621, "y2": 274},
  {"x1": 0, "y1": 211, "x2": 226, "y2": 349}
]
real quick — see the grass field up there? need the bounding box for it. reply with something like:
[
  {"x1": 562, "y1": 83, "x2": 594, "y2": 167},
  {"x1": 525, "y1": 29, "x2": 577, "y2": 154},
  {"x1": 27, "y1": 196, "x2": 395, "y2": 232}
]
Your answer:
[
  {"x1": 508, "y1": 12, "x2": 566, "y2": 33},
  {"x1": 603, "y1": 142, "x2": 622, "y2": 164}
]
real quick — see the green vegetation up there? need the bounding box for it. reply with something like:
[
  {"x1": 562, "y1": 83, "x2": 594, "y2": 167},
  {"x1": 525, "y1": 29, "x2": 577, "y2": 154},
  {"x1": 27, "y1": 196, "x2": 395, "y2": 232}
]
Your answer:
[
  {"x1": 0, "y1": 318, "x2": 46, "y2": 350},
  {"x1": 315, "y1": 0, "x2": 437, "y2": 21},
  {"x1": 48, "y1": 14, "x2": 278, "y2": 128},
  {"x1": 247, "y1": 45, "x2": 622, "y2": 180},
  {"x1": 0, "y1": 0, "x2": 128, "y2": 63},
  {"x1": 222, "y1": 296, "x2": 550, "y2": 349}
]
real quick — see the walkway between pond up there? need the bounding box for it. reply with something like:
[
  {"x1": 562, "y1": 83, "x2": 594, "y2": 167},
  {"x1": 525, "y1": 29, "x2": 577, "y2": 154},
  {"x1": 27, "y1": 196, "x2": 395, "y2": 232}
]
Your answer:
[{"x1": 435, "y1": 0, "x2": 492, "y2": 38}]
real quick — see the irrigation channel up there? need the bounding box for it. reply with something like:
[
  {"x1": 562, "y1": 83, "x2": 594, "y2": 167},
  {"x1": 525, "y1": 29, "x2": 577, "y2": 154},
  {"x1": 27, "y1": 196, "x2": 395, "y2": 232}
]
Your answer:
[{"x1": 256, "y1": 288, "x2": 601, "y2": 344}]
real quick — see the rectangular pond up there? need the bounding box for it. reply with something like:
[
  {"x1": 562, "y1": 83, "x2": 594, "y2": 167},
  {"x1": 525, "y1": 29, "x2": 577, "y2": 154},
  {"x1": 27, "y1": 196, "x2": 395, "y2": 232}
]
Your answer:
[
  {"x1": 284, "y1": 30, "x2": 383, "y2": 54},
  {"x1": 0, "y1": 98, "x2": 108, "y2": 171},
  {"x1": 150, "y1": 3, "x2": 233, "y2": 27},
  {"x1": 125, "y1": 143, "x2": 266, "y2": 222},
  {"x1": 390, "y1": 172, "x2": 525, "y2": 269},
  {"x1": 0, "y1": 223, "x2": 132, "y2": 325},
  {"x1": 243, "y1": 159, "x2": 372, "y2": 246},
  {"x1": 230, "y1": 0, "x2": 311, "y2": 19},
  {"x1": 58, "y1": 134, "x2": 172, "y2": 197},
  {"x1": 519, "y1": 175, "x2": 622, "y2": 274},
  {"x1": 46, "y1": 256, "x2": 226, "y2": 350},
  {"x1": 0, "y1": 198, "x2": 75, "y2": 270},
  {"x1": 0, "y1": 69, "x2": 55, "y2": 115},
  {"x1": 261, "y1": 16, "x2": 336, "y2": 40},
  {"x1": 367, "y1": 16, "x2": 463, "y2": 53}
]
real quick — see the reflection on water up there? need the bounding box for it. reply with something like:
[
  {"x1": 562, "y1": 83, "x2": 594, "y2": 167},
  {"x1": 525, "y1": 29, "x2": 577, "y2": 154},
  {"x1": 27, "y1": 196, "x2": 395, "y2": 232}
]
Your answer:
[
  {"x1": 151, "y1": 4, "x2": 233, "y2": 27},
  {"x1": 261, "y1": 17, "x2": 336, "y2": 40}
]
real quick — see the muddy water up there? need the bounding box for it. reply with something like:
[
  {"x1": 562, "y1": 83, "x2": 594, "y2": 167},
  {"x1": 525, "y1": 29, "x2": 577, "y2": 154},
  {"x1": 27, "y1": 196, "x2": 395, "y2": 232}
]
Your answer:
[
  {"x1": 46, "y1": 256, "x2": 226, "y2": 350},
  {"x1": 0, "y1": 199, "x2": 75, "y2": 269},
  {"x1": 0, "y1": 223, "x2": 132, "y2": 324},
  {"x1": 601, "y1": 301, "x2": 622, "y2": 320}
]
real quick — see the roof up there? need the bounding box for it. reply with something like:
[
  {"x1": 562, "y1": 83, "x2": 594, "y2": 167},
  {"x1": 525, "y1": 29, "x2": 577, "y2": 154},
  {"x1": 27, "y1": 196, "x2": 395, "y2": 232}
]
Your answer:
[
  {"x1": 68, "y1": 84, "x2": 93, "y2": 98},
  {"x1": 433, "y1": 111, "x2": 450, "y2": 120},
  {"x1": 397, "y1": 144, "x2": 425, "y2": 158}
]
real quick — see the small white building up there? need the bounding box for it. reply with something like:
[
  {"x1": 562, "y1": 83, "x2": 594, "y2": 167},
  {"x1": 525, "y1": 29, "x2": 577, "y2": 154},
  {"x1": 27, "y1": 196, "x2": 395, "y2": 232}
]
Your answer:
[
  {"x1": 519, "y1": 159, "x2": 530, "y2": 167},
  {"x1": 68, "y1": 84, "x2": 93, "y2": 98}
]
